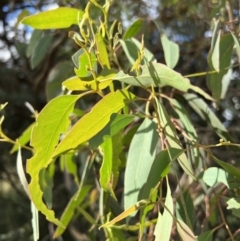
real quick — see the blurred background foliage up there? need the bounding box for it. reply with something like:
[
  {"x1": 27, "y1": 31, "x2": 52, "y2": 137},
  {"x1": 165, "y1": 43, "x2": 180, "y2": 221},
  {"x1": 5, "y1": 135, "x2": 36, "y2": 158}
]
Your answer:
[{"x1": 1, "y1": 0, "x2": 240, "y2": 240}]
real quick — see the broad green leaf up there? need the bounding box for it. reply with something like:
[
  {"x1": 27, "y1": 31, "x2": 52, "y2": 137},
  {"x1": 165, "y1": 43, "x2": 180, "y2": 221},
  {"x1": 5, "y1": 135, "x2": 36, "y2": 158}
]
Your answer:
[
  {"x1": 177, "y1": 219, "x2": 196, "y2": 241},
  {"x1": 201, "y1": 167, "x2": 236, "y2": 189},
  {"x1": 124, "y1": 118, "x2": 158, "y2": 213},
  {"x1": 155, "y1": 180, "x2": 173, "y2": 241},
  {"x1": 63, "y1": 68, "x2": 117, "y2": 91},
  {"x1": 176, "y1": 190, "x2": 194, "y2": 229},
  {"x1": 47, "y1": 61, "x2": 74, "y2": 100},
  {"x1": 207, "y1": 34, "x2": 233, "y2": 101},
  {"x1": 156, "y1": 101, "x2": 195, "y2": 179},
  {"x1": 11, "y1": 123, "x2": 34, "y2": 153},
  {"x1": 89, "y1": 113, "x2": 134, "y2": 149},
  {"x1": 53, "y1": 185, "x2": 91, "y2": 238},
  {"x1": 30, "y1": 34, "x2": 53, "y2": 69},
  {"x1": 26, "y1": 30, "x2": 43, "y2": 57},
  {"x1": 100, "y1": 132, "x2": 122, "y2": 195},
  {"x1": 27, "y1": 94, "x2": 81, "y2": 226},
  {"x1": 114, "y1": 62, "x2": 213, "y2": 101},
  {"x1": 225, "y1": 197, "x2": 240, "y2": 218},
  {"x1": 123, "y1": 18, "x2": 143, "y2": 40},
  {"x1": 53, "y1": 90, "x2": 135, "y2": 157},
  {"x1": 140, "y1": 148, "x2": 183, "y2": 200},
  {"x1": 197, "y1": 231, "x2": 213, "y2": 241},
  {"x1": 95, "y1": 33, "x2": 110, "y2": 68},
  {"x1": 22, "y1": 7, "x2": 84, "y2": 29},
  {"x1": 161, "y1": 34, "x2": 179, "y2": 69},
  {"x1": 184, "y1": 93, "x2": 234, "y2": 142},
  {"x1": 120, "y1": 38, "x2": 156, "y2": 65}
]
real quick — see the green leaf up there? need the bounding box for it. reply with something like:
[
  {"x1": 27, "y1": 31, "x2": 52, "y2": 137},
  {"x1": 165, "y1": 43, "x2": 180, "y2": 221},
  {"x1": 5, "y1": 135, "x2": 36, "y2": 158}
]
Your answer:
[
  {"x1": 161, "y1": 34, "x2": 179, "y2": 69},
  {"x1": 207, "y1": 34, "x2": 233, "y2": 101},
  {"x1": 46, "y1": 61, "x2": 74, "y2": 100},
  {"x1": 89, "y1": 113, "x2": 134, "y2": 149},
  {"x1": 53, "y1": 185, "x2": 91, "y2": 238},
  {"x1": 27, "y1": 94, "x2": 81, "y2": 226},
  {"x1": 95, "y1": 33, "x2": 110, "y2": 68},
  {"x1": 30, "y1": 34, "x2": 53, "y2": 69},
  {"x1": 154, "y1": 180, "x2": 173, "y2": 241},
  {"x1": 176, "y1": 190, "x2": 194, "y2": 229},
  {"x1": 197, "y1": 231, "x2": 213, "y2": 241},
  {"x1": 114, "y1": 62, "x2": 213, "y2": 100},
  {"x1": 22, "y1": 7, "x2": 84, "y2": 29},
  {"x1": 120, "y1": 38, "x2": 156, "y2": 65},
  {"x1": 100, "y1": 132, "x2": 122, "y2": 195},
  {"x1": 140, "y1": 148, "x2": 183, "y2": 200},
  {"x1": 26, "y1": 30, "x2": 43, "y2": 58},
  {"x1": 184, "y1": 93, "x2": 234, "y2": 142},
  {"x1": 177, "y1": 219, "x2": 196, "y2": 241},
  {"x1": 231, "y1": 31, "x2": 240, "y2": 63},
  {"x1": 124, "y1": 118, "x2": 158, "y2": 214},
  {"x1": 156, "y1": 101, "x2": 195, "y2": 179},
  {"x1": 63, "y1": 68, "x2": 117, "y2": 91},
  {"x1": 123, "y1": 19, "x2": 143, "y2": 39},
  {"x1": 53, "y1": 90, "x2": 135, "y2": 157},
  {"x1": 11, "y1": 123, "x2": 34, "y2": 153},
  {"x1": 201, "y1": 167, "x2": 236, "y2": 189}
]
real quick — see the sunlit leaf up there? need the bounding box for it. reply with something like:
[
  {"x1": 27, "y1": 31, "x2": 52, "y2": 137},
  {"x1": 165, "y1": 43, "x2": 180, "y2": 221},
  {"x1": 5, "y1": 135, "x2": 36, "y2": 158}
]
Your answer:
[
  {"x1": 123, "y1": 19, "x2": 143, "y2": 39},
  {"x1": 27, "y1": 94, "x2": 81, "y2": 226},
  {"x1": 154, "y1": 180, "x2": 173, "y2": 241},
  {"x1": 54, "y1": 185, "x2": 91, "y2": 238},
  {"x1": 95, "y1": 33, "x2": 110, "y2": 68},
  {"x1": 124, "y1": 118, "x2": 158, "y2": 214},
  {"x1": 22, "y1": 7, "x2": 84, "y2": 29},
  {"x1": 53, "y1": 90, "x2": 135, "y2": 157},
  {"x1": 161, "y1": 34, "x2": 179, "y2": 69},
  {"x1": 114, "y1": 62, "x2": 213, "y2": 100},
  {"x1": 177, "y1": 219, "x2": 196, "y2": 241}
]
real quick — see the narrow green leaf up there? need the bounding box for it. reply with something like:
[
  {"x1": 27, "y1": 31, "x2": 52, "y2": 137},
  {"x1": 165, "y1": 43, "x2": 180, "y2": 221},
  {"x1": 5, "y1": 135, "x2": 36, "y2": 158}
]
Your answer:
[
  {"x1": 27, "y1": 95, "x2": 81, "y2": 226},
  {"x1": 156, "y1": 101, "x2": 195, "y2": 179},
  {"x1": 197, "y1": 230, "x2": 213, "y2": 241},
  {"x1": 53, "y1": 90, "x2": 135, "y2": 157},
  {"x1": 123, "y1": 19, "x2": 143, "y2": 40},
  {"x1": 161, "y1": 34, "x2": 179, "y2": 69},
  {"x1": 22, "y1": 7, "x2": 84, "y2": 29},
  {"x1": 114, "y1": 62, "x2": 213, "y2": 100},
  {"x1": 124, "y1": 118, "x2": 158, "y2": 214},
  {"x1": 100, "y1": 132, "x2": 122, "y2": 195},
  {"x1": 211, "y1": 30, "x2": 221, "y2": 72},
  {"x1": 53, "y1": 185, "x2": 91, "y2": 238},
  {"x1": 177, "y1": 219, "x2": 196, "y2": 241},
  {"x1": 11, "y1": 123, "x2": 34, "y2": 153},
  {"x1": 184, "y1": 93, "x2": 234, "y2": 142},
  {"x1": 155, "y1": 180, "x2": 173, "y2": 241},
  {"x1": 89, "y1": 113, "x2": 134, "y2": 149},
  {"x1": 140, "y1": 148, "x2": 183, "y2": 200},
  {"x1": 120, "y1": 38, "x2": 156, "y2": 65},
  {"x1": 47, "y1": 61, "x2": 74, "y2": 100},
  {"x1": 231, "y1": 31, "x2": 240, "y2": 63},
  {"x1": 95, "y1": 33, "x2": 110, "y2": 68},
  {"x1": 30, "y1": 34, "x2": 53, "y2": 69},
  {"x1": 15, "y1": 9, "x2": 29, "y2": 27}
]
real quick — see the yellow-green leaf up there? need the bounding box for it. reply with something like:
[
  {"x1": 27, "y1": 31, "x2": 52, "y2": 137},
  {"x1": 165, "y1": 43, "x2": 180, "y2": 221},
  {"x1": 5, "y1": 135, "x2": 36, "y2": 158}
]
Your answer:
[
  {"x1": 123, "y1": 18, "x2": 143, "y2": 40},
  {"x1": 22, "y1": 7, "x2": 84, "y2": 29},
  {"x1": 95, "y1": 33, "x2": 110, "y2": 68},
  {"x1": 53, "y1": 90, "x2": 135, "y2": 157}
]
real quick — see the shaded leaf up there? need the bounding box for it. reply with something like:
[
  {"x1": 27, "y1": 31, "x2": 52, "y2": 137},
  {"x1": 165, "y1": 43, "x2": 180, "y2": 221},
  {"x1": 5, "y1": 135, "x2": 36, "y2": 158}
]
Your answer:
[
  {"x1": 124, "y1": 118, "x2": 158, "y2": 213},
  {"x1": 22, "y1": 7, "x2": 84, "y2": 29},
  {"x1": 53, "y1": 90, "x2": 135, "y2": 157},
  {"x1": 27, "y1": 95, "x2": 81, "y2": 226},
  {"x1": 89, "y1": 113, "x2": 134, "y2": 149},
  {"x1": 231, "y1": 31, "x2": 240, "y2": 63},
  {"x1": 54, "y1": 185, "x2": 91, "y2": 238},
  {"x1": 26, "y1": 30, "x2": 43, "y2": 58},
  {"x1": 197, "y1": 230, "x2": 213, "y2": 241},
  {"x1": 123, "y1": 18, "x2": 143, "y2": 39},
  {"x1": 161, "y1": 34, "x2": 179, "y2": 69}
]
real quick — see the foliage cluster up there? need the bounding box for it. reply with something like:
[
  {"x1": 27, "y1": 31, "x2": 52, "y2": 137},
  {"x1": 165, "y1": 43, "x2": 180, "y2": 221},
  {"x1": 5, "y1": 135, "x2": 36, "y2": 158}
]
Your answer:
[{"x1": 1, "y1": 1, "x2": 240, "y2": 241}]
